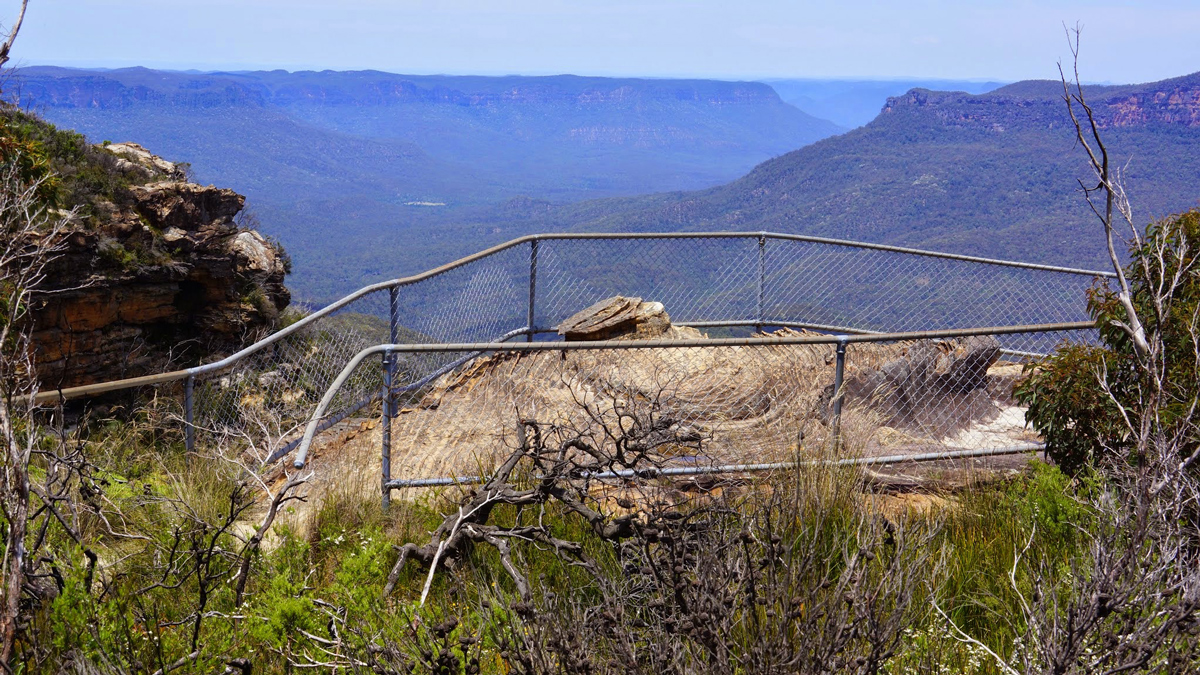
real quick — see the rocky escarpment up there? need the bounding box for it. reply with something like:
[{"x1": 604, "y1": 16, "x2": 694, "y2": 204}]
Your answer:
[
  {"x1": 31, "y1": 142, "x2": 290, "y2": 390},
  {"x1": 881, "y1": 72, "x2": 1200, "y2": 131}
]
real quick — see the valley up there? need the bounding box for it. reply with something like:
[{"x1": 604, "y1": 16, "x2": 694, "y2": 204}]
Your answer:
[{"x1": 16, "y1": 66, "x2": 1200, "y2": 304}]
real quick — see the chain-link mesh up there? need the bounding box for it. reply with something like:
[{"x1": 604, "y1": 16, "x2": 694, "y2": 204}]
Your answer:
[
  {"x1": 181, "y1": 234, "x2": 1106, "y2": 460},
  {"x1": 761, "y1": 238, "x2": 1100, "y2": 355},
  {"x1": 535, "y1": 237, "x2": 762, "y2": 329},
  {"x1": 374, "y1": 330, "x2": 1083, "y2": 487},
  {"x1": 192, "y1": 290, "x2": 392, "y2": 444}
]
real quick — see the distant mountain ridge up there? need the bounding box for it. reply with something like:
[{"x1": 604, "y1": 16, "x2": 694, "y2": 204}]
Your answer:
[
  {"x1": 19, "y1": 66, "x2": 815, "y2": 110},
  {"x1": 761, "y1": 78, "x2": 1006, "y2": 129},
  {"x1": 883, "y1": 73, "x2": 1200, "y2": 129},
  {"x1": 15, "y1": 67, "x2": 842, "y2": 185},
  {"x1": 492, "y1": 71, "x2": 1200, "y2": 271},
  {"x1": 12, "y1": 66, "x2": 846, "y2": 299}
]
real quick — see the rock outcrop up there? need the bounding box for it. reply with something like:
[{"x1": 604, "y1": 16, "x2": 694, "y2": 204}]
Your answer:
[
  {"x1": 558, "y1": 295, "x2": 703, "y2": 341},
  {"x1": 30, "y1": 143, "x2": 290, "y2": 390},
  {"x1": 824, "y1": 334, "x2": 1004, "y2": 437},
  {"x1": 363, "y1": 301, "x2": 1034, "y2": 485}
]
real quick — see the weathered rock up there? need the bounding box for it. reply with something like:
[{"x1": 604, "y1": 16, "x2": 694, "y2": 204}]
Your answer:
[
  {"x1": 129, "y1": 182, "x2": 244, "y2": 232},
  {"x1": 827, "y1": 334, "x2": 1004, "y2": 435},
  {"x1": 28, "y1": 156, "x2": 290, "y2": 389},
  {"x1": 557, "y1": 295, "x2": 701, "y2": 341},
  {"x1": 103, "y1": 142, "x2": 185, "y2": 180}
]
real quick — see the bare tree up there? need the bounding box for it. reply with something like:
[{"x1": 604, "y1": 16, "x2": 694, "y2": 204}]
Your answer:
[
  {"x1": 946, "y1": 27, "x2": 1200, "y2": 674},
  {"x1": 191, "y1": 405, "x2": 312, "y2": 607},
  {"x1": 383, "y1": 368, "x2": 699, "y2": 601},
  {"x1": 0, "y1": 0, "x2": 28, "y2": 71},
  {"x1": 480, "y1": 458, "x2": 942, "y2": 675},
  {"x1": 0, "y1": 151, "x2": 75, "y2": 666},
  {"x1": 373, "y1": 361, "x2": 942, "y2": 674}
]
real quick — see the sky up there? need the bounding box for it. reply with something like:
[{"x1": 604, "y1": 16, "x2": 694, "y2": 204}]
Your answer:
[{"x1": 10, "y1": 0, "x2": 1200, "y2": 84}]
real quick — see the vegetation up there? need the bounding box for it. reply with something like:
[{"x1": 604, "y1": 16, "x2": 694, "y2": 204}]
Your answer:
[
  {"x1": 0, "y1": 398, "x2": 1131, "y2": 674},
  {"x1": 1019, "y1": 209, "x2": 1200, "y2": 473},
  {"x1": 0, "y1": 106, "x2": 157, "y2": 223},
  {"x1": 5, "y1": 19, "x2": 1200, "y2": 673}
]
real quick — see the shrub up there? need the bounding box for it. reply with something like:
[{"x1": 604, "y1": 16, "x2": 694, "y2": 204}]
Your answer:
[{"x1": 1017, "y1": 209, "x2": 1200, "y2": 474}]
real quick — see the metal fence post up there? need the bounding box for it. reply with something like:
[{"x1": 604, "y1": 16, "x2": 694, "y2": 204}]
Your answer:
[
  {"x1": 527, "y1": 239, "x2": 539, "y2": 342},
  {"x1": 832, "y1": 337, "x2": 847, "y2": 445},
  {"x1": 388, "y1": 287, "x2": 399, "y2": 345},
  {"x1": 381, "y1": 348, "x2": 393, "y2": 511},
  {"x1": 184, "y1": 374, "x2": 195, "y2": 452},
  {"x1": 756, "y1": 234, "x2": 766, "y2": 330},
  {"x1": 383, "y1": 287, "x2": 400, "y2": 510}
]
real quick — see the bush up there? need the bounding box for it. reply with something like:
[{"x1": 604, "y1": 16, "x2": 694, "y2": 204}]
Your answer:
[{"x1": 1017, "y1": 209, "x2": 1200, "y2": 474}]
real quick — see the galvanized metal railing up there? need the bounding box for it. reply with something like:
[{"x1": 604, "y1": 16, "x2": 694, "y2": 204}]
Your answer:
[
  {"x1": 293, "y1": 322, "x2": 1094, "y2": 506},
  {"x1": 30, "y1": 232, "x2": 1113, "y2": 474}
]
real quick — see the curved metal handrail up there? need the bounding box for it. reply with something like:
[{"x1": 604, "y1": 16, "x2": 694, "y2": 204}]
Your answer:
[
  {"x1": 291, "y1": 320, "x2": 1097, "y2": 468},
  {"x1": 31, "y1": 231, "x2": 1112, "y2": 405}
]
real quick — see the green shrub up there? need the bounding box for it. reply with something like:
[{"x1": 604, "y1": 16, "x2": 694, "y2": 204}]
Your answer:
[{"x1": 1017, "y1": 209, "x2": 1200, "y2": 473}]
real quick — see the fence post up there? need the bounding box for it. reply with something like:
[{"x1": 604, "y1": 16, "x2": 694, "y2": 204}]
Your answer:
[
  {"x1": 756, "y1": 234, "x2": 766, "y2": 331},
  {"x1": 832, "y1": 337, "x2": 847, "y2": 445},
  {"x1": 383, "y1": 287, "x2": 400, "y2": 510},
  {"x1": 381, "y1": 348, "x2": 393, "y2": 511},
  {"x1": 388, "y1": 287, "x2": 399, "y2": 345},
  {"x1": 184, "y1": 373, "x2": 195, "y2": 452},
  {"x1": 527, "y1": 239, "x2": 539, "y2": 342}
]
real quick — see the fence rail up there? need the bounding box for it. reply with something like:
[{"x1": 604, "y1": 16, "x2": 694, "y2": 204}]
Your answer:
[
  {"x1": 287, "y1": 322, "x2": 1093, "y2": 505},
  {"x1": 30, "y1": 232, "x2": 1111, "y2": 500}
]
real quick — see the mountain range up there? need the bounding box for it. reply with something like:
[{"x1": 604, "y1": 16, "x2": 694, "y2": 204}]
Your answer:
[
  {"x1": 11, "y1": 66, "x2": 1200, "y2": 301},
  {"x1": 13, "y1": 66, "x2": 850, "y2": 298},
  {"x1": 761, "y1": 78, "x2": 1005, "y2": 128},
  {"x1": 478, "y1": 72, "x2": 1200, "y2": 274},
  {"x1": 14, "y1": 66, "x2": 841, "y2": 201}
]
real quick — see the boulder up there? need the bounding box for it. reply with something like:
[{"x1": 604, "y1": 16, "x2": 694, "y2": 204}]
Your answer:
[
  {"x1": 827, "y1": 334, "x2": 1004, "y2": 435},
  {"x1": 102, "y1": 142, "x2": 185, "y2": 181},
  {"x1": 557, "y1": 296, "x2": 700, "y2": 341},
  {"x1": 129, "y1": 182, "x2": 244, "y2": 232}
]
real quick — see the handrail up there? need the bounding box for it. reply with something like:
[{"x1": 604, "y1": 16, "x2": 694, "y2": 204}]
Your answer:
[
  {"x1": 30, "y1": 230, "x2": 1111, "y2": 406},
  {"x1": 535, "y1": 232, "x2": 1118, "y2": 278},
  {"x1": 291, "y1": 320, "x2": 1096, "y2": 468}
]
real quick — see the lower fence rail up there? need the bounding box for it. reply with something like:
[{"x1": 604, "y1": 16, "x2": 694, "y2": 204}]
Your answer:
[
  {"x1": 383, "y1": 443, "x2": 1044, "y2": 490},
  {"x1": 281, "y1": 322, "x2": 1088, "y2": 508}
]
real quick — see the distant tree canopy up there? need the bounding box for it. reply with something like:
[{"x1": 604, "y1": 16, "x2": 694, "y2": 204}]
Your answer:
[{"x1": 1017, "y1": 208, "x2": 1200, "y2": 474}]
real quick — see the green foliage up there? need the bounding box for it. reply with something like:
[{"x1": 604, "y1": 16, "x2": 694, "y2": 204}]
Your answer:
[
  {"x1": 0, "y1": 105, "x2": 197, "y2": 240},
  {"x1": 9, "y1": 404, "x2": 1103, "y2": 675},
  {"x1": 1014, "y1": 343, "x2": 1129, "y2": 474},
  {"x1": 1017, "y1": 209, "x2": 1200, "y2": 473}
]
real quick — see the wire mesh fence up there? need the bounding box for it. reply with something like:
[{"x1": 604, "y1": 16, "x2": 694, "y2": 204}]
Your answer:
[
  {"x1": 354, "y1": 326, "x2": 1087, "y2": 492},
  {"x1": 37, "y1": 232, "x2": 1109, "y2": 476}
]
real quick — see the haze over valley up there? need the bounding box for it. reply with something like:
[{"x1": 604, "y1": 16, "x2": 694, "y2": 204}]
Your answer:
[
  {"x1": 16, "y1": 66, "x2": 852, "y2": 298},
  {"x1": 17, "y1": 65, "x2": 1199, "y2": 302}
]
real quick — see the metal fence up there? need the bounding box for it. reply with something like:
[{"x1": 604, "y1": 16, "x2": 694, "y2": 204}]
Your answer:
[
  {"x1": 291, "y1": 323, "x2": 1093, "y2": 507},
  {"x1": 33, "y1": 232, "x2": 1112, "y2": 496}
]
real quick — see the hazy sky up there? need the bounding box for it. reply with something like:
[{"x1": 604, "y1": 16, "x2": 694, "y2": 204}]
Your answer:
[{"x1": 11, "y1": 1, "x2": 1200, "y2": 83}]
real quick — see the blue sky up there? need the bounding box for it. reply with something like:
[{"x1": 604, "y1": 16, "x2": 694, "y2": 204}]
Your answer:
[{"x1": 11, "y1": 1, "x2": 1200, "y2": 83}]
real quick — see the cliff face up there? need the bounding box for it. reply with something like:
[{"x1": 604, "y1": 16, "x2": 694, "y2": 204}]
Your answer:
[
  {"x1": 30, "y1": 142, "x2": 290, "y2": 390},
  {"x1": 880, "y1": 72, "x2": 1200, "y2": 131}
]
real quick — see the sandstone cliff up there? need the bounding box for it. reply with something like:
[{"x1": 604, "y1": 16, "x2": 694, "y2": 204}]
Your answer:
[
  {"x1": 881, "y1": 72, "x2": 1200, "y2": 130},
  {"x1": 29, "y1": 141, "x2": 290, "y2": 389}
]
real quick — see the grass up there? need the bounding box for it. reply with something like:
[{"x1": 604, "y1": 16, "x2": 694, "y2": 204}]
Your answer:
[{"x1": 22, "y1": 404, "x2": 1100, "y2": 673}]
